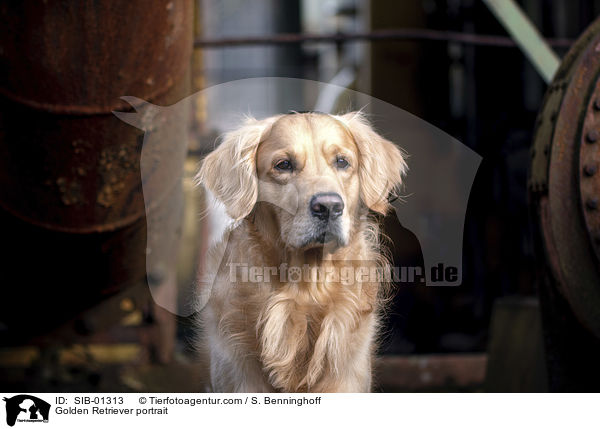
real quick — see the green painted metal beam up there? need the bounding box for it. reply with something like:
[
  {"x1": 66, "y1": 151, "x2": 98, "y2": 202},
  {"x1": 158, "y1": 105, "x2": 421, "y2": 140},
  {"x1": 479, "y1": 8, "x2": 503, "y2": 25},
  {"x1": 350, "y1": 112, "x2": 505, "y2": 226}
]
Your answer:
[{"x1": 483, "y1": 0, "x2": 561, "y2": 83}]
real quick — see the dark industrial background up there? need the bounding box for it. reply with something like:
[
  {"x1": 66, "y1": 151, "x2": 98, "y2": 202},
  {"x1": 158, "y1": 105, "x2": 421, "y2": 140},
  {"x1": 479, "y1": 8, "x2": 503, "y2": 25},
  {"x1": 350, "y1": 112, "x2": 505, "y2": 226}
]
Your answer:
[{"x1": 1, "y1": 0, "x2": 600, "y2": 392}]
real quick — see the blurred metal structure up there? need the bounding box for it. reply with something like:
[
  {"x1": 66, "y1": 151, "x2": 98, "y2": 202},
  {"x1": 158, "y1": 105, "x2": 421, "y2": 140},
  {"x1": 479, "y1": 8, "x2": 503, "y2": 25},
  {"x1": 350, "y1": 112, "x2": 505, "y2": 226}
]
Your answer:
[
  {"x1": 0, "y1": 1, "x2": 193, "y2": 343},
  {"x1": 530, "y1": 16, "x2": 600, "y2": 391}
]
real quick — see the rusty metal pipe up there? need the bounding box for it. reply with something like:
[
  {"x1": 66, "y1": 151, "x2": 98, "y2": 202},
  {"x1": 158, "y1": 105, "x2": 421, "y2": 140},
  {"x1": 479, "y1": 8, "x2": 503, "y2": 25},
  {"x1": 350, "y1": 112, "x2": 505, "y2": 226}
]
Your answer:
[{"x1": 193, "y1": 29, "x2": 574, "y2": 49}]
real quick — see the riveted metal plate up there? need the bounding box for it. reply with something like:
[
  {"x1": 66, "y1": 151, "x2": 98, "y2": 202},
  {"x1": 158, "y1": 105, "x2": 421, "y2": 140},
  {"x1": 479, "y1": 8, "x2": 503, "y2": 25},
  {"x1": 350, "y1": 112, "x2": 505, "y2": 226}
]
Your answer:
[{"x1": 530, "y1": 17, "x2": 600, "y2": 338}]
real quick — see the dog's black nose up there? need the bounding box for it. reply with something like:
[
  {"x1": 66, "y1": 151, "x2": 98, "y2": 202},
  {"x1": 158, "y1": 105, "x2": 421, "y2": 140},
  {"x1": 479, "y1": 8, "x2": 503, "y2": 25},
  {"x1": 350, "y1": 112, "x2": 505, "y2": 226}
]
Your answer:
[{"x1": 310, "y1": 193, "x2": 344, "y2": 220}]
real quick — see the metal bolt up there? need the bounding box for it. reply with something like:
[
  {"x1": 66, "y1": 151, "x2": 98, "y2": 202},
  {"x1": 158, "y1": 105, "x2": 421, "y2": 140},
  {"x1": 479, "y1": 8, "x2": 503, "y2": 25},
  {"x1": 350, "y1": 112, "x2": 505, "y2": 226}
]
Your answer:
[
  {"x1": 587, "y1": 130, "x2": 599, "y2": 143},
  {"x1": 584, "y1": 164, "x2": 598, "y2": 176},
  {"x1": 586, "y1": 198, "x2": 599, "y2": 210}
]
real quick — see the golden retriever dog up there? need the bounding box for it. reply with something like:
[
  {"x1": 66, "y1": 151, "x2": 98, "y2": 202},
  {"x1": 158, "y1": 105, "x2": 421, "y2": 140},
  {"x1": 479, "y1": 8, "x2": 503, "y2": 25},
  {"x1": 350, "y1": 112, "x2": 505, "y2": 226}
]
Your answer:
[{"x1": 196, "y1": 111, "x2": 407, "y2": 392}]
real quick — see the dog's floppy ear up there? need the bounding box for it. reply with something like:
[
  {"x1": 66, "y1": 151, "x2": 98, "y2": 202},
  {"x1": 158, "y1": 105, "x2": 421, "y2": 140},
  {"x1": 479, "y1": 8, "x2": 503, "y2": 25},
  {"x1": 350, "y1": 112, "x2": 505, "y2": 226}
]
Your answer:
[
  {"x1": 337, "y1": 112, "x2": 407, "y2": 215},
  {"x1": 196, "y1": 116, "x2": 281, "y2": 221}
]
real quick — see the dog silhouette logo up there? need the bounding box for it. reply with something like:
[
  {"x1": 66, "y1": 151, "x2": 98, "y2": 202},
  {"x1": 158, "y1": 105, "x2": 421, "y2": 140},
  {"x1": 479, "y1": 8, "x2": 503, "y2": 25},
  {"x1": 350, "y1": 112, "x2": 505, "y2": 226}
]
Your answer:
[
  {"x1": 114, "y1": 77, "x2": 481, "y2": 316},
  {"x1": 3, "y1": 395, "x2": 50, "y2": 427}
]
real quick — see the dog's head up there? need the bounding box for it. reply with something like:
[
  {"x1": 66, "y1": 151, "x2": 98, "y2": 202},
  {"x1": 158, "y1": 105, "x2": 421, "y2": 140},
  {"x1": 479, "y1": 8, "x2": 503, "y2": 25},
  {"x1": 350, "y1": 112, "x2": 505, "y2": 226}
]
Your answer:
[{"x1": 197, "y1": 112, "x2": 407, "y2": 251}]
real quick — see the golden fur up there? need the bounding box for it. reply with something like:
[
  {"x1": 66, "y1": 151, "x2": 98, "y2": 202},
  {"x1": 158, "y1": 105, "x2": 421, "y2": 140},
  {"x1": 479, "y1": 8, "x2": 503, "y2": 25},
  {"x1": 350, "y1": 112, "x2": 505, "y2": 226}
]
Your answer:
[{"x1": 196, "y1": 112, "x2": 407, "y2": 392}]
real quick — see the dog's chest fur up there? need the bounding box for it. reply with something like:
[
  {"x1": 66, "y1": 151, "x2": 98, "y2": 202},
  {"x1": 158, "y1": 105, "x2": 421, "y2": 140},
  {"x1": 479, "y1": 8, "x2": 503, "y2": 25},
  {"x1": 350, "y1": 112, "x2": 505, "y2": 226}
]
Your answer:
[{"x1": 203, "y1": 220, "x2": 382, "y2": 392}]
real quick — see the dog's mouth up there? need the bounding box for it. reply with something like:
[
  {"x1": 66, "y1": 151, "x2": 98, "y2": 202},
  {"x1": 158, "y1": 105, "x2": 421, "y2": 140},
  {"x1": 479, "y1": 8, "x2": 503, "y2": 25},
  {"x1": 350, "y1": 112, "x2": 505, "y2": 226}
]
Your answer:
[
  {"x1": 316, "y1": 232, "x2": 329, "y2": 243},
  {"x1": 300, "y1": 222, "x2": 346, "y2": 249}
]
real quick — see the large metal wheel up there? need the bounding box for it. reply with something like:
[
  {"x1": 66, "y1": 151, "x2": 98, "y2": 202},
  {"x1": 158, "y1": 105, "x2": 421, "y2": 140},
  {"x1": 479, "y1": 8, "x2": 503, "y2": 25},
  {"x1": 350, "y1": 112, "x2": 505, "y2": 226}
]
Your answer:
[
  {"x1": 530, "y1": 18, "x2": 600, "y2": 338},
  {"x1": 530, "y1": 17, "x2": 600, "y2": 391}
]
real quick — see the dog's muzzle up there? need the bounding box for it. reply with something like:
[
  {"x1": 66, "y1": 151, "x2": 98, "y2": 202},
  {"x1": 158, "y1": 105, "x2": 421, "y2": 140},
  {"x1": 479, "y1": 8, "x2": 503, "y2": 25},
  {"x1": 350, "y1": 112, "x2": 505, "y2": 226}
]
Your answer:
[{"x1": 304, "y1": 192, "x2": 345, "y2": 246}]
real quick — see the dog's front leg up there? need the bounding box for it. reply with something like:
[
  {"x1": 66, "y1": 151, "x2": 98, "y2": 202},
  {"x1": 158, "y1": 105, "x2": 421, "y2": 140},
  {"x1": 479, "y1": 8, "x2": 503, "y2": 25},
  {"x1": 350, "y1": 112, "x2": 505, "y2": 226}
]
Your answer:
[
  {"x1": 303, "y1": 312, "x2": 376, "y2": 393},
  {"x1": 258, "y1": 296, "x2": 309, "y2": 391}
]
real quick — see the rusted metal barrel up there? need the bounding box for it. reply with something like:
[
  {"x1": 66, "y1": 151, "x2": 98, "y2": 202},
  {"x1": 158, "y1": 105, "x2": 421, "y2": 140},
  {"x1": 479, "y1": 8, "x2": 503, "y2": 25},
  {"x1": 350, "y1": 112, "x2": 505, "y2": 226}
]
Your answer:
[
  {"x1": 530, "y1": 16, "x2": 600, "y2": 390},
  {"x1": 0, "y1": 1, "x2": 192, "y2": 335}
]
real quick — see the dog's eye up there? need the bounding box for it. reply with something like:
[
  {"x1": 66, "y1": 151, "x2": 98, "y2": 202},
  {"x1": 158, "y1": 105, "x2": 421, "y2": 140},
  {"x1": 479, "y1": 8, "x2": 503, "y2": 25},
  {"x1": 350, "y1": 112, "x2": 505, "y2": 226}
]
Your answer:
[
  {"x1": 336, "y1": 156, "x2": 349, "y2": 169},
  {"x1": 275, "y1": 159, "x2": 293, "y2": 171}
]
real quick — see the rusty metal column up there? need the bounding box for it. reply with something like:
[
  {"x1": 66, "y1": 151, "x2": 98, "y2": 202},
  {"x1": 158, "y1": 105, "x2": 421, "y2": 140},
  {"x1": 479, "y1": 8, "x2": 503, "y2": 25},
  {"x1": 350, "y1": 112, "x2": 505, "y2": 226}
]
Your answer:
[{"x1": 0, "y1": 1, "x2": 193, "y2": 336}]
